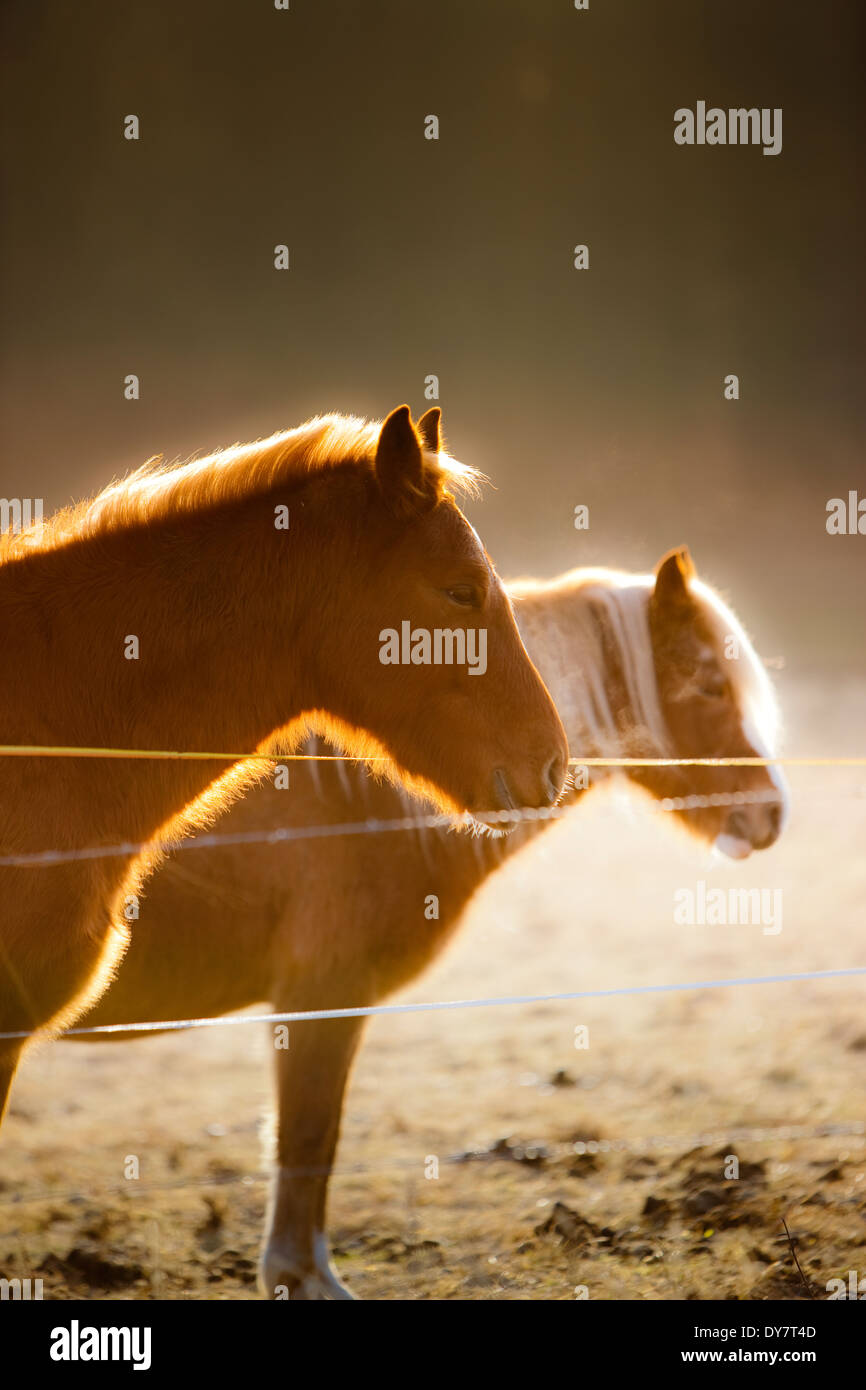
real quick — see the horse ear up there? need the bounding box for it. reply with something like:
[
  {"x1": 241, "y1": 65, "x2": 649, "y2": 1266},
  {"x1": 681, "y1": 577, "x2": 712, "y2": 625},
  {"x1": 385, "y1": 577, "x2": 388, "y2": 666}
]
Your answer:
[
  {"x1": 374, "y1": 405, "x2": 438, "y2": 516},
  {"x1": 417, "y1": 406, "x2": 442, "y2": 453},
  {"x1": 654, "y1": 546, "x2": 696, "y2": 607}
]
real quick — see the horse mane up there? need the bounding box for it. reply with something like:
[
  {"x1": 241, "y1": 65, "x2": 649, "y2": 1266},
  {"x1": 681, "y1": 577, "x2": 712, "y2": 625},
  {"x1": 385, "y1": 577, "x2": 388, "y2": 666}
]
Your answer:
[
  {"x1": 510, "y1": 567, "x2": 780, "y2": 758},
  {"x1": 0, "y1": 413, "x2": 482, "y2": 562}
]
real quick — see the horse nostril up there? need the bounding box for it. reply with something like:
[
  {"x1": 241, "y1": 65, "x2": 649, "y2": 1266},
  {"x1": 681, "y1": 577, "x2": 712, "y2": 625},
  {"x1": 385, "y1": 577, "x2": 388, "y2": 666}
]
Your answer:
[
  {"x1": 492, "y1": 768, "x2": 516, "y2": 814},
  {"x1": 544, "y1": 754, "x2": 567, "y2": 805},
  {"x1": 759, "y1": 800, "x2": 783, "y2": 846},
  {"x1": 727, "y1": 801, "x2": 783, "y2": 850},
  {"x1": 726, "y1": 809, "x2": 749, "y2": 839}
]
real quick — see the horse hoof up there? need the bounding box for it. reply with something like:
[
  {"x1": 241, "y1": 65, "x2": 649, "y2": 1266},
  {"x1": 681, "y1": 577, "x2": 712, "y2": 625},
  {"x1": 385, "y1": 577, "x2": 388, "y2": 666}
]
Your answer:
[{"x1": 261, "y1": 1251, "x2": 356, "y2": 1301}]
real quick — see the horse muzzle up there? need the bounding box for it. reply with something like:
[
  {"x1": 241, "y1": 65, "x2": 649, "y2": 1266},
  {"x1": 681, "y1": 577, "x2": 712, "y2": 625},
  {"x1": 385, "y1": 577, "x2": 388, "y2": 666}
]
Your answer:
[{"x1": 715, "y1": 800, "x2": 785, "y2": 857}]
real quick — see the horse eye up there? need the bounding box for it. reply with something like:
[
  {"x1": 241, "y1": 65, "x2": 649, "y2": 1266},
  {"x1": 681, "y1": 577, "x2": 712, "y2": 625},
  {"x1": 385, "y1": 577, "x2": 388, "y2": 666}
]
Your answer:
[
  {"x1": 699, "y1": 673, "x2": 727, "y2": 697},
  {"x1": 445, "y1": 585, "x2": 479, "y2": 607}
]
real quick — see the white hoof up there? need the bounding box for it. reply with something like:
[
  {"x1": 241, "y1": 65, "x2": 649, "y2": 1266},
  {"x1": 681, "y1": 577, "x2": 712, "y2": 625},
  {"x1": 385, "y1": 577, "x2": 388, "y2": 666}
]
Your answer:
[{"x1": 261, "y1": 1236, "x2": 356, "y2": 1301}]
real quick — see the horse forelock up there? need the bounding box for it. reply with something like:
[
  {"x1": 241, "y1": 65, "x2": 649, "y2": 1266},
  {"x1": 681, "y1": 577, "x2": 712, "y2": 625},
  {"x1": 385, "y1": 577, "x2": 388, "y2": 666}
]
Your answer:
[{"x1": 0, "y1": 414, "x2": 482, "y2": 561}]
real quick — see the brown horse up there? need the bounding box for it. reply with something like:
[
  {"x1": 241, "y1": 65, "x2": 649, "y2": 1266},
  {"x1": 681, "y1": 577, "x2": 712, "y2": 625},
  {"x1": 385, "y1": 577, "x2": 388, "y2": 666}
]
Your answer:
[
  {"x1": 71, "y1": 547, "x2": 787, "y2": 1298},
  {"x1": 0, "y1": 405, "x2": 567, "y2": 1131}
]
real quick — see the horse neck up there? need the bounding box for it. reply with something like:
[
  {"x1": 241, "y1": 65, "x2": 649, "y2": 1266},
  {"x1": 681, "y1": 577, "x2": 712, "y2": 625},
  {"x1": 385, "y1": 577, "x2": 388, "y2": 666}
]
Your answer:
[{"x1": 4, "y1": 488, "x2": 345, "y2": 845}]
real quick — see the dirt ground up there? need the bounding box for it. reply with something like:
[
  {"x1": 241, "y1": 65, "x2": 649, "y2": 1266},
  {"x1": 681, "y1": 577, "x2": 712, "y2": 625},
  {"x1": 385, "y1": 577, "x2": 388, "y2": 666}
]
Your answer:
[{"x1": 1, "y1": 676, "x2": 864, "y2": 1301}]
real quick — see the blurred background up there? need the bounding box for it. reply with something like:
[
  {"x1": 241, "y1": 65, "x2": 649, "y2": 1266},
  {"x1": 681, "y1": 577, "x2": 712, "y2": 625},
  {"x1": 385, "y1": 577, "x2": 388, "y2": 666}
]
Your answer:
[{"x1": 2, "y1": 0, "x2": 864, "y2": 679}]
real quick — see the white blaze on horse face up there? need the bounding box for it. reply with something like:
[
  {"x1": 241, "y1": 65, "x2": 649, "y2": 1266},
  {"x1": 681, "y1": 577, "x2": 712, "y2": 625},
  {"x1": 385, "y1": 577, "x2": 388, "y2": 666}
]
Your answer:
[
  {"x1": 711, "y1": 715, "x2": 790, "y2": 858},
  {"x1": 712, "y1": 704, "x2": 790, "y2": 859},
  {"x1": 687, "y1": 577, "x2": 789, "y2": 857},
  {"x1": 742, "y1": 708, "x2": 790, "y2": 824},
  {"x1": 715, "y1": 689, "x2": 791, "y2": 859}
]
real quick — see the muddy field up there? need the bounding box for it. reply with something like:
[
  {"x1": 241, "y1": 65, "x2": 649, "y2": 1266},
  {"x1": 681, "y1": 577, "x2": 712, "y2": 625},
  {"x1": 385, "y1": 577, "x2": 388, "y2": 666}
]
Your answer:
[{"x1": 1, "y1": 677, "x2": 864, "y2": 1301}]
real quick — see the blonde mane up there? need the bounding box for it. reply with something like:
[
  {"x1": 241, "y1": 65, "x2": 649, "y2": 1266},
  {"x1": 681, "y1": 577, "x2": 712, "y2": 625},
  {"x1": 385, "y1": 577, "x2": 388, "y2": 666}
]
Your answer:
[
  {"x1": 0, "y1": 413, "x2": 481, "y2": 563},
  {"x1": 510, "y1": 567, "x2": 780, "y2": 760}
]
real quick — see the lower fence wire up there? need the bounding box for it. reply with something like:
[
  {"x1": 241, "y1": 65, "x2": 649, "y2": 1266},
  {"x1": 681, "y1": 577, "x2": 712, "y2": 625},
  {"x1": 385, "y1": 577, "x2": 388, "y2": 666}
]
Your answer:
[
  {"x1": 1, "y1": 965, "x2": 865, "y2": 1042},
  {"x1": 0, "y1": 785, "x2": 792, "y2": 870}
]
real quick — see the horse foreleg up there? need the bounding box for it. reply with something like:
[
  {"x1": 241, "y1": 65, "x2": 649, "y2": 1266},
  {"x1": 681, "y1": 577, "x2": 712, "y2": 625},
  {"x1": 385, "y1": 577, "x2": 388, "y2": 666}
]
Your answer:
[{"x1": 260, "y1": 1012, "x2": 365, "y2": 1301}]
